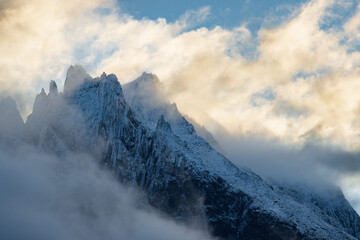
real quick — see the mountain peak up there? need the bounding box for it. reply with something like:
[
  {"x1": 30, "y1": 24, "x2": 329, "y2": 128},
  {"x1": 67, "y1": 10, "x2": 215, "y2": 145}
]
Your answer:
[
  {"x1": 49, "y1": 80, "x2": 58, "y2": 96},
  {"x1": 64, "y1": 65, "x2": 92, "y2": 93},
  {"x1": 125, "y1": 71, "x2": 164, "y2": 99},
  {"x1": 139, "y1": 72, "x2": 159, "y2": 83},
  {"x1": 100, "y1": 72, "x2": 107, "y2": 79}
]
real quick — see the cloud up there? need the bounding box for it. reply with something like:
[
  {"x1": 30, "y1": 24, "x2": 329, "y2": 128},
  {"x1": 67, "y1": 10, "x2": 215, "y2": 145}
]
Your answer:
[
  {"x1": 0, "y1": 89, "x2": 215, "y2": 239},
  {"x1": 341, "y1": 176, "x2": 360, "y2": 214},
  {"x1": 213, "y1": 130, "x2": 360, "y2": 213},
  {"x1": 0, "y1": 138, "x2": 214, "y2": 240},
  {"x1": 0, "y1": 0, "x2": 107, "y2": 114},
  {"x1": 176, "y1": 6, "x2": 211, "y2": 29}
]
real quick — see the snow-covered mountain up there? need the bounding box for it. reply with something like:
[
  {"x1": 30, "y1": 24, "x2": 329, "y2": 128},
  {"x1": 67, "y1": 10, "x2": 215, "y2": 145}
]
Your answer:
[
  {"x1": 4, "y1": 65, "x2": 360, "y2": 239},
  {"x1": 123, "y1": 72, "x2": 224, "y2": 153}
]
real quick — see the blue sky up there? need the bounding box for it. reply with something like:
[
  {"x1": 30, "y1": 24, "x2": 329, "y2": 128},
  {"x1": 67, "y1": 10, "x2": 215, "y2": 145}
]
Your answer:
[
  {"x1": 117, "y1": 0, "x2": 310, "y2": 31},
  {"x1": 115, "y1": 0, "x2": 360, "y2": 57}
]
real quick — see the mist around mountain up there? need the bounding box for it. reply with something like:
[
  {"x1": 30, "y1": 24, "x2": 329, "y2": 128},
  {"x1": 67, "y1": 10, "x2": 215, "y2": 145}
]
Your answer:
[
  {"x1": 0, "y1": 71, "x2": 215, "y2": 240},
  {"x1": 0, "y1": 65, "x2": 359, "y2": 240}
]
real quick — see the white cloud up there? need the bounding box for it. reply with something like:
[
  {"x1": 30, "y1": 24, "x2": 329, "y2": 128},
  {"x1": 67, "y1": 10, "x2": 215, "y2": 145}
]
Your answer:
[
  {"x1": 176, "y1": 5, "x2": 211, "y2": 29},
  {"x1": 0, "y1": 143, "x2": 214, "y2": 240}
]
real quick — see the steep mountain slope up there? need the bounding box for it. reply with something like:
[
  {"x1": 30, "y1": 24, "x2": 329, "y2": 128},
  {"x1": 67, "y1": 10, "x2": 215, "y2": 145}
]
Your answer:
[
  {"x1": 123, "y1": 71, "x2": 360, "y2": 240},
  {"x1": 22, "y1": 65, "x2": 360, "y2": 240},
  {"x1": 123, "y1": 72, "x2": 223, "y2": 153}
]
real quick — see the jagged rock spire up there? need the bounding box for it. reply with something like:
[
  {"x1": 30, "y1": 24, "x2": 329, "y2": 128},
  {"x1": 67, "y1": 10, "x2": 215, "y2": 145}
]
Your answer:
[
  {"x1": 32, "y1": 88, "x2": 49, "y2": 114},
  {"x1": 64, "y1": 65, "x2": 92, "y2": 93},
  {"x1": 49, "y1": 80, "x2": 58, "y2": 96}
]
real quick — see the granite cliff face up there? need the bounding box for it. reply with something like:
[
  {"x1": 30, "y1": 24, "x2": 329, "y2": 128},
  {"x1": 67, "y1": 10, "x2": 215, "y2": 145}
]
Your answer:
[{"x1": 8, "y1": 65, "x2": 359, "y2": 239}]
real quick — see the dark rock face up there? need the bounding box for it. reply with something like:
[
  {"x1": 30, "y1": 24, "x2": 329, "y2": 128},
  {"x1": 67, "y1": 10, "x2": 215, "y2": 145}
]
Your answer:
[{"x1": 22, "y1": 68, "x2": 360, "y2": 240}]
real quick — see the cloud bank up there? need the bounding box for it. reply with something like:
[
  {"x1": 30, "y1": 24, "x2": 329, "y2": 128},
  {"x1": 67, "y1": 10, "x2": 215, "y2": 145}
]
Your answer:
[{"x1": 0, "y1": 140, "x2": 214, "y2": 240}]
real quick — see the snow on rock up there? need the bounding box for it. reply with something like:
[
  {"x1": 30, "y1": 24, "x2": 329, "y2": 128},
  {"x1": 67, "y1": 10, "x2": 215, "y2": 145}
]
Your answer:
[
  {"x1": 19, "y1": 66, "x2": 360, "y2": 240},
  {"x1": 123, "y1": 72, "x2": 223, "y2": 152},
  {"x1": 156, "y1": 115, "x2": 173, "y2": 132}
]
